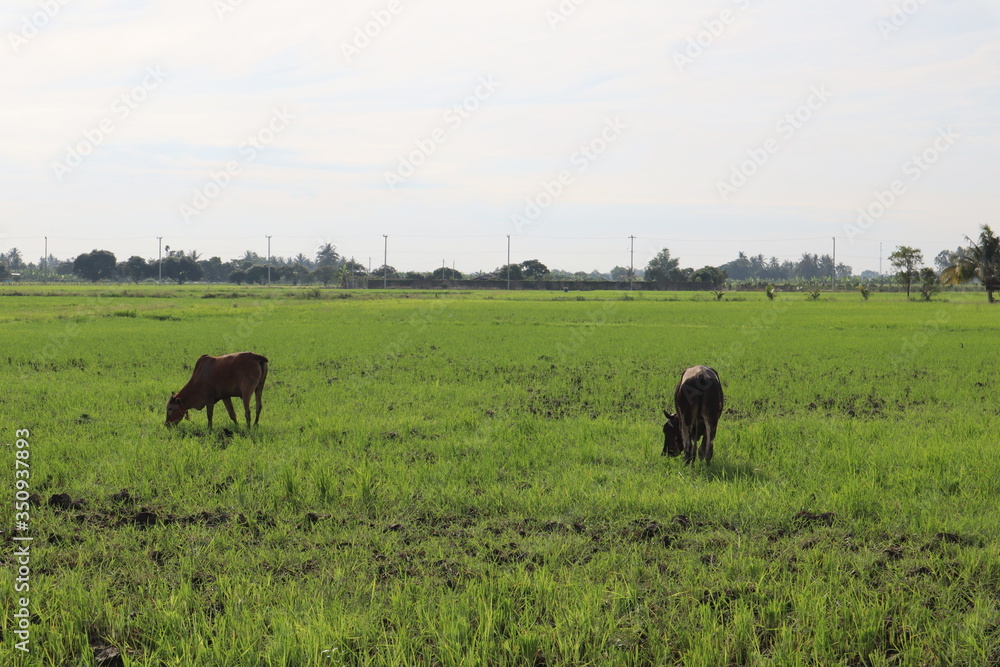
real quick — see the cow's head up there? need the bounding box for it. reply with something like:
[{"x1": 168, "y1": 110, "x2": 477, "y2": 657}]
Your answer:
[
  {"x1": 662, "y1": 410, "x2": 682, "y2": 456},
  {"x1": 165, "y1": 395, "x2": 189, "y2": 426}
]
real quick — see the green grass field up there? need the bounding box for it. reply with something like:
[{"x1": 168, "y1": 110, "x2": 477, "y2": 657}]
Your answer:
[{"x1": 2, "y1": 286, "x2": 998, "y2": 665}]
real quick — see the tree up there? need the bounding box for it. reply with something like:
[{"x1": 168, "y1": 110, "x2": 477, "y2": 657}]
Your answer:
[
  {"x1": 668, "y1": 266, "x2": 693, "y2": 282},
  {"x1": 293, "y1": 253, "x2": 314, "y2": 270},
  {"x1": 918, "y1": 268, "x2": 940, "y2": 301},
  {"x1": 609, "y1": 266, "x2": 632, "y2": 281},
  {"x1": 313, "y1": 266, "x2": 337, "y2": 286},
  {"x1": 161, "y1": 255, "x2": 203, "y2": 285},
  {"x1": 644, "y1": 248, "x2": 680, "y2": 282},
  {"x1": 888, "y1": 246, "x2": 923, "y2": 298},
  {"x1": 496, "y1": 264, "x2": 523, "y2": 281},
  {"x1": 941, "y1": 225, "x2": 1000, "y2": 303},
  {"x1": 228, "y1": 269, "x2": 247, "y2": 285},
  {"x1": 935, "y1": 249, "x2": 959, "y2": 273},
  {"x1": 344, "y1": 259, "x2": 367, "y2": 279},
  {"x1": 690, "y1": 266, "x2": 727, "y2": 286},
  {"x1": 245, "y1": 265, "x2": 269, "y2": 285},
  {"x1": 122, "y1": 256, "x2": 150, "y2": 283},
  {"x1": 316, "y1": 243, "x2": 340, "y2": 267},
  {"x1": 0, "y1": 264, "x2": 9, "y2": 281},
  {"x1": 371, "y1": 265, "x2": 399, "y2": 279},
  {"x1": 286, "y1": 264, "x2": 313, "y2": 285},
  {"x1": 198, "y1": 257, "x2": 227, "y2": 282},
  {"x1": 230, "y1": 250, "x2": 262, "y2": 271},
  {"x1": 721, "y1": 252, "x2": 752, "y2": 280},
  {"x1": 5, "y1": 248, "x2": 24, "y2": 271},
  {"x1": 73, "y1": 250, "x2": 117, "y2": 282},
  {"x1": 431, "y1": 267, "x2": 462, "y2": 280},
  {"x1": 520, "y1": 259, "x2": 549, "y2": 280},
  {"x1": 796, "y1": 253, "x2": 821, "y2": 280},
  {"x1": 817, "y1": 254, "x2": 835, "y2": 281}
]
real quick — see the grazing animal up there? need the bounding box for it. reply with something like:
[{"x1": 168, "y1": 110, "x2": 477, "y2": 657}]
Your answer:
[
  {"x1": 166, "y1": 352, "x2": 268, "y2": 428},
  {"x1": 662, "y1": 365, "x2": 724, "y2": 465}
]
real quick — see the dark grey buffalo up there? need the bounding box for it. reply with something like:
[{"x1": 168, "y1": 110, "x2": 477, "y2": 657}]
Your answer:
[{"x1": 662, "y1": 365, "x2": 724, "y2": 465}]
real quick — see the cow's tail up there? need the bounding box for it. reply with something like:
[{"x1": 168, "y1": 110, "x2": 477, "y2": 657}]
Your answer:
[{"x1": 252, "y1": 353, "x2": 269, "y2": 389}]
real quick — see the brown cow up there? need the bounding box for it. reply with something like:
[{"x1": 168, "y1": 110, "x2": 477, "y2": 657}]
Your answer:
[
  {"x1": 166, "y1": 352, "x2": 268, "y2": 428},
  {"x1": 662, "y1": 365, "x2": 724, "y2": 465}
]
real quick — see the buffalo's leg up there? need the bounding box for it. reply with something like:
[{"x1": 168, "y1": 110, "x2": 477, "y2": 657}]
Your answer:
[{"x1": 221, "y1": 397, "x2": 239, "y2": 425}]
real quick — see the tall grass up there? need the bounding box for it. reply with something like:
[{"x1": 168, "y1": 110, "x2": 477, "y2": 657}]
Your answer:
[{"x1": 1, "y1": 288, "x2": 998, "y2": 665}]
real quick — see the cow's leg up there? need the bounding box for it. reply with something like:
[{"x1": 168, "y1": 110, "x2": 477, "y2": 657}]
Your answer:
[
  {"x1": 678, "y1": 413, "x2": 695, "y2": 465},
  {"x1": 241, "y1": 392, "x2": 253, "y2": 428},
  {"x1": 205, "y1": 401, "x2": 215, "y2": 429},
  {"x1": 700, "y1": 415, "x2": 714, "y2": 465},
  {"x1": 253, "y1": 384, "x2": 263, "y2": 426},
  {"x1": 221, "y1": 397, "x2": 239, "y2": 425}
]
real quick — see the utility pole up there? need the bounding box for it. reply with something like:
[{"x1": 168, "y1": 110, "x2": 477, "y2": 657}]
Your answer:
[
  {"x1": 879, "y1": 242, "x2": 883, "y2": 276},
  {"x1": 266, "y1": 235, "x2": 272, "y2": 285},
  {"x1": 383, "y1": 235, "x2": 388, "y2": 289},
  {"x1": 157, "y1": 237, "x2": 162, "y2": 285},
  {"x1": 832, "y1": 236, "x2": 836, "y2": 290},
  {"x1": 629, "y1": 235, "x2": 635, "y2": 291},
  {"x1": 506, "y1": 235, "x2": 511, "y2": 290},
  {"x1": 43, "y1": 236, "x2": 47, "y2": 282}
]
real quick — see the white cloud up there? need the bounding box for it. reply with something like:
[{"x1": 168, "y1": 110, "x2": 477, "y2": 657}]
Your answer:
[{"x1": 0, "y1": 0, "x2": 996, "y2": 271}]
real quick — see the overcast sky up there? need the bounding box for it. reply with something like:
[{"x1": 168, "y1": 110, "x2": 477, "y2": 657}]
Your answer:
[{"x1": 1, "y1": 0, "x2": 997, "y2": 274}]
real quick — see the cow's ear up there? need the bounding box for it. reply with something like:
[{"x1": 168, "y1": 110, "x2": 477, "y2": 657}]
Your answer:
[{"x1": 663, "y1": 409, "x2": 671, "y2": 419}]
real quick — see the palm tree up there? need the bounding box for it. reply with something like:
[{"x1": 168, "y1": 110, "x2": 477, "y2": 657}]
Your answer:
[
  {"x1": 5, "y1": 248, "x2": 24, "y2": 270},
  {"x1": 316, "y1": 243, "x2": 340, "y2": 267},
  {"x1": 941, "y1": 225, "x2": 1000, "y2": 303}
]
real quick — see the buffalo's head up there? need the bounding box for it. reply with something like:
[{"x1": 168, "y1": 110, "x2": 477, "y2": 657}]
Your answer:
[
  {"x1": 165, "y1": 395, "x2": 189, "y2": 426},
  {"x1": 662, "y1": 410, "x2": 682, "y2": 456}
]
